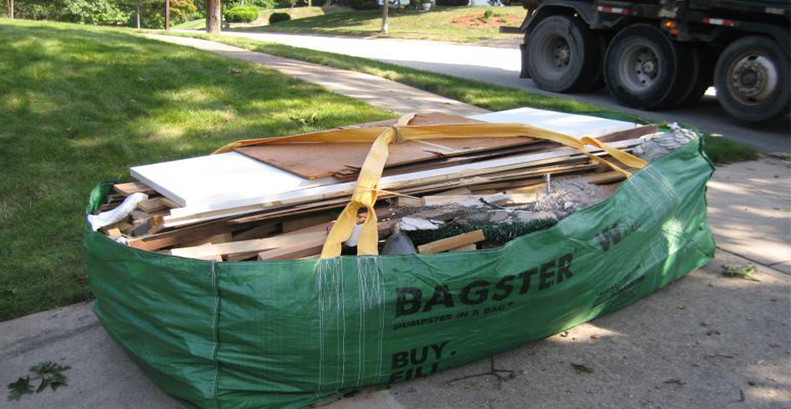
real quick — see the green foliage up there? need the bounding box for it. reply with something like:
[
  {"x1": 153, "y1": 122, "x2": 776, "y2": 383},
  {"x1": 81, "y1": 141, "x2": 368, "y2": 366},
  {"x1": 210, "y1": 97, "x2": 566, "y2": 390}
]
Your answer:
[
  {"x1": 7, "y1": 377, "x2": 33, "y2": 402},
  {"x1": 349, "y1": 0, "x2": 379, "y2": 10},
  {"x1": 225, "y1": 6, "x2": 260, "y2": 22},
  {"x1": 7, "y1": 361, "x2": 70, "y2": 401},
  {"x1": 571, "y1": 363, "x2": 594, "y2": 374},
  {"x1": 702, "y1": 134, "x2": 758, "y2": 165},
  {"x1": 722, "y1": 264, "x2": 760, "y2": 282},
  {"x1": 268, "y1": 11, "x2": 291, "y2": 23},
  {"x1": 15, "y1": 0, "x2": 128, "y2": 24},
  {"x1": 248, "y1": 0, "x2": 278, "y2": 9},
  {"x1": 136, "y1": 0, "x2": 201, "y2": 28},
  {"x1": 7, "y1": 0, "x2": 201, "y2": 28},
  {"x1": 483, "y1": 9, "x2": 493, "y2": 18}
]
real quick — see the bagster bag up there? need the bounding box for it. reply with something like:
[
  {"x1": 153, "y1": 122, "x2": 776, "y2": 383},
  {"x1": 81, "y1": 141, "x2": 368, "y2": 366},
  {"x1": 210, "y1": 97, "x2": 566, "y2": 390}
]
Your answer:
[{"x1": 85, "y1": 125, "x2": 715, "y2": 409}]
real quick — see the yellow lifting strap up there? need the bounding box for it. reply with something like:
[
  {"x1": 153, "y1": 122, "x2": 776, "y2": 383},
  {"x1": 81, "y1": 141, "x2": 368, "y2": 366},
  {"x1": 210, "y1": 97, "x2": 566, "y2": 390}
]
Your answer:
[{"x1": 213, "y1": 114, "x2": 647, "y2": 259}]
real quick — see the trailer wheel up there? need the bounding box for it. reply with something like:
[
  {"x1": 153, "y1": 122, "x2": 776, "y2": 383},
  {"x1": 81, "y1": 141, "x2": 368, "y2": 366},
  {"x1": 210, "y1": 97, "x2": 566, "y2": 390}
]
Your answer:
[
  {"x1": 677, "y1": 44, "x2": 714, "y2": 107},
  {"x1": 714, "y1": 36, "x2": 790, "y2": 122},
  {"x1": 604, "y1": 24, "x2": 694, "y2": 110},
  {"x1": 526, "y1": 15, "x2": 603, "y2": 93}
]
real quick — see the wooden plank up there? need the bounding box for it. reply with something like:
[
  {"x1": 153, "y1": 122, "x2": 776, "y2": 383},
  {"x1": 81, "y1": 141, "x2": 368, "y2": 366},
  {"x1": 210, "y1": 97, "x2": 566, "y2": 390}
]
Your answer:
[
  {"x1": 235, "y1": 136, "x2": 539, "y2": 180},
  {"x1": 282, "y1": 213, "x2": 338, "y2": 233},
  {"x1": 597, "y1": 124, "x2": 660, "y2": 142},
  {"x1": 106, "y1": 228, "x2": 123, "y2": 238},
  {"x1": 170, "y1": 231, "x2": 327, "y2": 260},
  {"x1": 449, "y1": 243, "x2": 477, "y2": 252},
  {"x1": 114, "y1": 182, "x2": 155, "y2": 196},
  {"x1": 257, "y1": 236, "x2": 328, "y2": 261},
  {"x1": 138, "y1": 197, "x2": 168, "y2": 213},
  {"x1": 233, "y1": 221, "x2": 280, "y2": 241},
  {"x1": 126, "y1": 219, "x2": 242, "y2": 251},
  {"x1": 226, "y1": 252, "x2": 259, "y2": 262},
  {"x1": 160, "y1": 197, "x2": 181, "y2": 209},
  {"x1": 131, "y1": 208, "x2": 169, "y2": 221},
  {"x1": 435, "y1": 187, "x2": 472, "y2": 196},
  {"x1": 397, "y1": 196, "x2": 424, "y2": 207},
  {"x1": 115, "y1": 221, "x2": 135, "y2": 235},
  {"x1": 225, "y1": 163, "x2": 591, "y2": 226},
  {"x1": 166, "y1": 140, "x2": 640, "y2": 228},
  {"x1": 181, "y1": 232, "x2": 232, "y2": 248},
  {"x1": 418, "y1": 230, "x2": 485, "y2": 254}
]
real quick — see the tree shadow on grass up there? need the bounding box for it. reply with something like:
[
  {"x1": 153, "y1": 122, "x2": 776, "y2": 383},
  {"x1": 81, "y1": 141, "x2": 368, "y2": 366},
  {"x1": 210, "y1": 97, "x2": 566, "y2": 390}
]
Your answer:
[{"x1": 0, "y1": 21, "x2": 394, "y2": 321}]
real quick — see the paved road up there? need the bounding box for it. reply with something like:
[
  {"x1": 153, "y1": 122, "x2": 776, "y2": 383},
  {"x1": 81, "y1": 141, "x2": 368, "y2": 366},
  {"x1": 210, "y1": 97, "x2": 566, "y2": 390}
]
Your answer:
[{"x1": 192, "y1": 30, "x2": 790, "y2": 156}]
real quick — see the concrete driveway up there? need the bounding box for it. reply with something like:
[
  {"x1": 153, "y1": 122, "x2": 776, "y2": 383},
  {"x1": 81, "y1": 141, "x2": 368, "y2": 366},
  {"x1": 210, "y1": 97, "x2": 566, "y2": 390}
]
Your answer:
[{"x1": 191, "y1": 30, "x2": 791, "y2": 156}]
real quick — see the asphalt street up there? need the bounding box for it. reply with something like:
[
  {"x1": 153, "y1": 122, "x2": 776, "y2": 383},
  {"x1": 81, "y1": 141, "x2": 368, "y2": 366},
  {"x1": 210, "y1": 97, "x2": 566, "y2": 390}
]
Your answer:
[{"x1": 198, "y1": 30, "x2": 790, "y2": 156}]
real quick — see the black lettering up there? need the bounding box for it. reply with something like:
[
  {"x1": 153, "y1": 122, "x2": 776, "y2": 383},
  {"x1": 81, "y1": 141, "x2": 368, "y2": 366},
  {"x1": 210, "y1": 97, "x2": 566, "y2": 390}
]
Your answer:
[
  {"x1": 518, "y1": 268, "x2": 538, "y2": 294},
  {"x1": 493, "y1": 275, "x2": 515, "y2": 300},
  {"x1": 597, "y1": 223, "x2": 622, "y2": 252},
  {"x1": 610, "y1": 224, "x2": 622, "y2": 246},
  {"x1": 422, "y1": 285, "x2": 454, "y2": 312},
  {"x1": 411, "y1": 346, "x2": 428, "y2": 365},
  {"x1": 388, "y1": 370, "x2": 403, "y2": 383},
  {"x1": 396, "y1": 288, "x2": 422, "y2": 317},
  {"x1": 556, "y1": 253, "x2": 574, "y2": 284},
  {"x1": 392, "y1": 351, "x2": 409, "y2": 369},
  {"x1": 430, "y1": 341, "x2": 448, "y2": 359},
  {"x1": 538, "y1": 261, "x2": 555, "y2": 290},
  {"x1": 460, "y1": 280, "x2": 490, "y2": 305}
]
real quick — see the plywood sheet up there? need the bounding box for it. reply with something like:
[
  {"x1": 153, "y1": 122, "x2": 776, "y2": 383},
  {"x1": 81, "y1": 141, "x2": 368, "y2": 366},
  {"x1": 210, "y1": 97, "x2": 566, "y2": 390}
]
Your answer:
[
  {"x1": 131, "y1": 152, "x2": 337, "y2": 207},
  {"x1": 234, "y1": 137, "x2": 537, "y2": 180},
  {"x1": 468, "y1": 107, "x2": 637, "y2": 137}
]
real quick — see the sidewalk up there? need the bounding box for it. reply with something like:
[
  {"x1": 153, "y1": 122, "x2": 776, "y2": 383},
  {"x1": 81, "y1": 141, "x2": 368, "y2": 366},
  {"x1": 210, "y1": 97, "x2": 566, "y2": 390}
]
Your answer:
[
  {"x1": 1, "y1": 156, "x2": 788, "y2": 409},
  {"x1": 145, "y1": 34, "x2": 488, "y2": 118}
]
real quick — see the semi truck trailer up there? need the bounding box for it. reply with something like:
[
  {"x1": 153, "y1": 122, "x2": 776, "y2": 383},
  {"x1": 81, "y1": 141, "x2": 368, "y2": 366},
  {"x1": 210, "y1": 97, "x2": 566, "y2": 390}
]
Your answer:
[{"x1": 512, "y1": 0, "x2": 790, "y2": 122}]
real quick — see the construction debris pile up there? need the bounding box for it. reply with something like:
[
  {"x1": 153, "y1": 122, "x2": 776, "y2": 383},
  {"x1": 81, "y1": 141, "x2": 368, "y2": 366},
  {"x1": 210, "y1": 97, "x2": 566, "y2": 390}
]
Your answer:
[{"x1": 89, "y1": 113, "x2": 695, "y2": 262}]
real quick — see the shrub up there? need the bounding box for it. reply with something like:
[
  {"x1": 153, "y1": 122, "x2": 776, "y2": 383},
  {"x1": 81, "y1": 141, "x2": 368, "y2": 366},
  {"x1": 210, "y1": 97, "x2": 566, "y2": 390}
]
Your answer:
[
  {"x1": 350, "y1": 0, "x2": 379, "y2": 10},
  {"x1": 249, "y1": 0, "x2": 278, "y2": 9},
  {"x1": 483, "y1": 10, "x2": 493, "y2": 19},
  {"x1": 436, "y1": 0, "x2": 468, "y2": 6},
  {"x1": 268, "y1": 12, "x2": 292, "y2": 24},
  {"x1": 224, "y1": 6, "x2": 259, "y2": 23}
]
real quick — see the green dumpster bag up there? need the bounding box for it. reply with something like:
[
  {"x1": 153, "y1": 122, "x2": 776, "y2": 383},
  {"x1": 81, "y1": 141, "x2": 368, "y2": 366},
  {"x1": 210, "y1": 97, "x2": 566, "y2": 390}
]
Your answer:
[{"x1": 85, "y1": 137, "x2": 715, "y2": 409}]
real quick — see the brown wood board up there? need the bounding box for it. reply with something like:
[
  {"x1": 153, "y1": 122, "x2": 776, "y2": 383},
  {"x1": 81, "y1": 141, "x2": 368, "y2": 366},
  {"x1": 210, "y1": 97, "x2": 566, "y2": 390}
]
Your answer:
[{"x1": 235, "y1": 137, "x2": 539, "y2": 180}]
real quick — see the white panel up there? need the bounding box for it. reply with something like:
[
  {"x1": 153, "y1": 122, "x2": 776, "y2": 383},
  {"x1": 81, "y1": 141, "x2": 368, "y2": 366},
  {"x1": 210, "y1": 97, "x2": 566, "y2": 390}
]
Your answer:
[
  {"x1": 469, "y1": 107, "x2": 637, "y2": 138},
  {"x1": 130, "y1": 152, "x2": 337, "y2": 207}
]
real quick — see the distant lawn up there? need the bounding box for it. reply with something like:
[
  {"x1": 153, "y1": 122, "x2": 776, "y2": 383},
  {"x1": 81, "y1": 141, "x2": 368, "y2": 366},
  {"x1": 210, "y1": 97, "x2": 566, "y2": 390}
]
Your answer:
[
  {"x1": 173, "y1": 6, "x2": 350, "y2": 31},
  {"x1": 236, "y1": 6, "x2": 527, "y2": 43},
  {"x1": 0, "y1": 18, "x2": 393, "y2": 321}
]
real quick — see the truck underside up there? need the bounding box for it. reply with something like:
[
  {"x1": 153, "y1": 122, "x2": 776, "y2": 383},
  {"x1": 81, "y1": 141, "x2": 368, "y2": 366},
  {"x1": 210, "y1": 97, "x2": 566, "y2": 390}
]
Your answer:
[{"x1": 517, "y1": 0, "x2": 791, "y2": 122}]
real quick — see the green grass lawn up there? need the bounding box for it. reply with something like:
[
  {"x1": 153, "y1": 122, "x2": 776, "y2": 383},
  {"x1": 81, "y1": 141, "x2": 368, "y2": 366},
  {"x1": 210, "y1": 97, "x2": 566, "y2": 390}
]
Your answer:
[
  {"x1": 172, "y1": 6, "x2": 350, "y2": 31},
  {"x1": 235, "y1": 6, "x2": 527, "y2": 43},
  {"x1": 0, "y1": 18, "x2": 394, "y2": 321}
]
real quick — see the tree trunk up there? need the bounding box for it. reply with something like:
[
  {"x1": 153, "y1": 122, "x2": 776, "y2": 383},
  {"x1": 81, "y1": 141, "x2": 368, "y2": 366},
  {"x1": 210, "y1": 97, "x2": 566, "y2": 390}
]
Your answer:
[
  {"x1": 381, "y1": 0, "x2": 389, "y2": 34},
  {"x1": 7, "y1": 0, "x2": 13, "y2": 19},
  {"x1": 135, "y1": 3, "x2": 141, "y2": 29},
  {"x1": 206, "y1": 0, "x2": 222, "y2": 34},
  {"x1": 165, "y1": 0, "x2": 170, "y2": 30}
]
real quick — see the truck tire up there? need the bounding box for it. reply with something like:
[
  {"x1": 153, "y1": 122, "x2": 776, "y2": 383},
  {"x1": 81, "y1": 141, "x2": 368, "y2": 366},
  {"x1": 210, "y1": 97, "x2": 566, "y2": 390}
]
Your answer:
[
  {"x1": 678, "y1": 44, "x2": 714, "y2": 107},
  {"x1": 526, "y1": 15, "x2": 604, "y2": 93},
  {"x1": 604, "y1": 24, "x2": 695, "y2": 110},
  {"x1": 714, "y1": 35, "x2": 790, "y2": 123}
]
